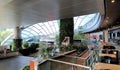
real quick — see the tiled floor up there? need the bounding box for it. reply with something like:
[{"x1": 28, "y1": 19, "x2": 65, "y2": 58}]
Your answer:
[{"x1": 0, "y1": 56, "x2": 33, "y2": 70}]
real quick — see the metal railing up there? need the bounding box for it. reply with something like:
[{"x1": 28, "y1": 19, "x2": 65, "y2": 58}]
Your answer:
[
  {"x1": 38, "y1": 59, "x2": 91, "y2": 70},
  {"x1": 84, "y1": 50, "x2": 99, "y2": 69},
  {"x1": 38, "y1": 49, "x2": 100, "y2": 70}
]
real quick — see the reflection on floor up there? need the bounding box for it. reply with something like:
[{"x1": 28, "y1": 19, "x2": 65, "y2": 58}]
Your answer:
[{"x1": 0, "y1": 56, "x2": 33, "y2": 70}]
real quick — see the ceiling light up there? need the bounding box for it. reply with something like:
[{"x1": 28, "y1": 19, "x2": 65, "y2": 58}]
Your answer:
[{"x1": 111, "y1": 0, "x2": 115, "y2": 3}]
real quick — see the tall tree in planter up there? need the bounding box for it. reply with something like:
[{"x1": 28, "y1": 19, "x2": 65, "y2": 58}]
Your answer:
[{"x1": 60, "y1": 18, "x2": 74, "y2": 44}]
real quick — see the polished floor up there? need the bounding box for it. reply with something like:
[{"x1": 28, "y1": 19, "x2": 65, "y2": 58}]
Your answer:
[{"x1": 0, "y1": 56, "x2": 33, "y2": 70}]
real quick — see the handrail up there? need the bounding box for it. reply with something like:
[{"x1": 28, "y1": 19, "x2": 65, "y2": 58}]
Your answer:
[
  {"x1": 38, "y1": 50, "x2": 99, "y2": 70},
  {"x1": 48, "y1": 59, "x2": 91, "y2": 70},
  {"x1": 85, "y1": 51, "x2": 93, "y2": 59},
  {"x1": 64, "y1": 55, "x2": 86, "y2": 60},
  {"x1": 83, "y1": 49, "x2": 99, "y2": 69}
]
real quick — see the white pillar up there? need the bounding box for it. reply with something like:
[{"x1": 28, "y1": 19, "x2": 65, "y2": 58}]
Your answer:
[
  {"x1": 111, "y1": 33, "x2": 113, "y2": 39},
  {"x1": 104, "y1": 30, "x2": 108, "y2": 42},
  {"x1": 14, "y1": 26, "x2": 21, "y2": 39},
  {"x1": 115, "y1": 32, "x2": 117, "y2": 39}
]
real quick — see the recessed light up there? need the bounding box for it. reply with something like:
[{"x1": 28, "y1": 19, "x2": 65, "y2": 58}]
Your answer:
[{"x1": 111, "y1": 0, "x2": 115, "y2": 3}]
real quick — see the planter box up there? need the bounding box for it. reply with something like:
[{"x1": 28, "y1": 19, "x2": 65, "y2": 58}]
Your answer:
[
  {"x1": 19, "y1": 46, "x2": 38, "y2": 56},
  {"x1": 0, "y1": 52, "x2": 19, "y2": 59}
]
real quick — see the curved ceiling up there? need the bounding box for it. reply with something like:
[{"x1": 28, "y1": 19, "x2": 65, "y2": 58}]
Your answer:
[
  {"x1": 0, "y1": 0, "x2": 104, "y2": 28},
  {"x1": 91, "y1": 0, "x2": 120, "y2": 32}
]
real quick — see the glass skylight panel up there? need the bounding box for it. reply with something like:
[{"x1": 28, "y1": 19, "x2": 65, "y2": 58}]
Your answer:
[
  {"x1": 74, "y1": 16, "x2": 86, "y2": 29},
  {"x1": 54, "y1": 23, "x2": 59, "y2": 32},
  {"x1": 80, "y1": 17, "x2": 92, "y2": 26},
  {"x1": 21, "y1": 34, "x2": 29, "y2": 38},
  {"x1": 27, "y1": 29, "x2": 37, "y2": 35},
  {"x1": 33, "y1": 24, "x2": 41, "y2": 30},
  {"x1": 29, "y1": 29, "x2": 38, "y2": 35},
  {"x1": 23, "y1": 27, "x2": 31, "y2": 31},
  {"x1": 39, "y1": 27, "x2": 48, "y2": 35},
  {"x1": 36, "y1": 24, "x2": 48, "y2": 35},
  {"x1": 44, "y1": 22, "x2": 53, "y2": 34},
  {"x1": 20, "y1": 13, "x2": 100, "y2": 42},
  {"x1": 81, "y1": 14, "x2": 96, "y2": 26},
  {"x1": 74, "y1": 13, "x2": 98, "y2": 32},
  {"x1": 50, "y1": 27, "x2": 55, "y2": 34},
  {"x1": 49, "y1": 24, "x2": 55, "y2": 34},
  {"x1": 36, "y1": 24, "x2": 44, "y2": 30},
  {"x1": 38, "y1": 23, "x2": 44, "y2": 26},
  {"x1": 52, "y1": 20, "x2": 57, "y2": 23},
  {"x1": 22, "y1": 31, "x2": 34, "y2": 37},
  {"x1": 30, "y1": 26, "x2": 40, "y2": 34},
  {"x1": 88, "y1": 13, "x2": 96, "y2": 17}
]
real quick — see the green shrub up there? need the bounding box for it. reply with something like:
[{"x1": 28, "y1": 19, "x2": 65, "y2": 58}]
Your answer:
[
  {"x1": 11, "y1": 41, "x2": 17, "y2": 51},
  {"x1": 60, "y1": 44, "x2": 75, "y2": 52},
  {"x1": 40, "y1": 46, "x2": 55, "y2": 58},
  {"x1": 22, "y1": 42, "x2": 29, "y2": 49},
  {"x1": 74, "y1": 42, "x2": 88, "y2": 53},
  {"x1": 23, "y1": 65, "x2": 30, "y2": 70}
]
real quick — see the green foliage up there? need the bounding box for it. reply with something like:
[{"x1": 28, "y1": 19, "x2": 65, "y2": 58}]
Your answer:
[
  {"x1": 60, "y1": 46, "x2": 66, "y2": 51},
  {"x1": 75, "y1": 42, "x2": 88, "y2": 53},
  {"x1": 39, "y1": 42, "x2": 46, "y2": 48},
  {"x1": 39, "y1": 45, "x2": 55, "y2": 59},
  {"x1": 74, "y1": 26, "x2": 88, "y2": 40},
  {"x1": 23, "y1": 65, "x2": 30, "y2": 70},
  {"x1": 22, "y1": 42, "x2": 29, "y2": 49},
  {"x1": 11, "y1": 41, "x2": 17, "y2": 51},
  {"x1": 55, "y1": 34, "x2": 60, "y2": 45},
  {"x1": 30, "y1": 43, "x2": 39, "y2": 48},
  {"x1": 74, "y1": 33, "x2": 86, "y2": 40},
  {"x1": 11, "y1": 39, "x2": 22, "y2": 51},
  {"x1": 46, "y1": 47, "x2": 54, "y2": 53},
  {"x1": 0, "y1": 29, "x2": 12, "y2": 45},
  {"x1": 38, "y1": 42, "x2": 57, "y2": 58},
  {"x1": 60, "y1": 18, "x2": 74, "y2": 44},
  {"x1": 60, "y1": 44, "x2": 75, "y2": 52}
]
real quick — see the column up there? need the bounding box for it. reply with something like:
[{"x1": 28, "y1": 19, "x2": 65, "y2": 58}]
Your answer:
[
  {"x1": 115, "y1": 32, "x2": 117, "y2": 39},
  {"x1": 103, "y1": 30, "x2": 108, "y2": 42},
  {"x1": 14, "y1": 26, "x2": 21, "y2": 39},
  {"x1": 60, "y1": 18, "x2": 74, "y2": 45},
  {"x1": 12, "y1": 26, "x2": 22, "y2": 51},
  {"x1": 111, "y1": 33, "x2": 113, "y2": 39}
]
